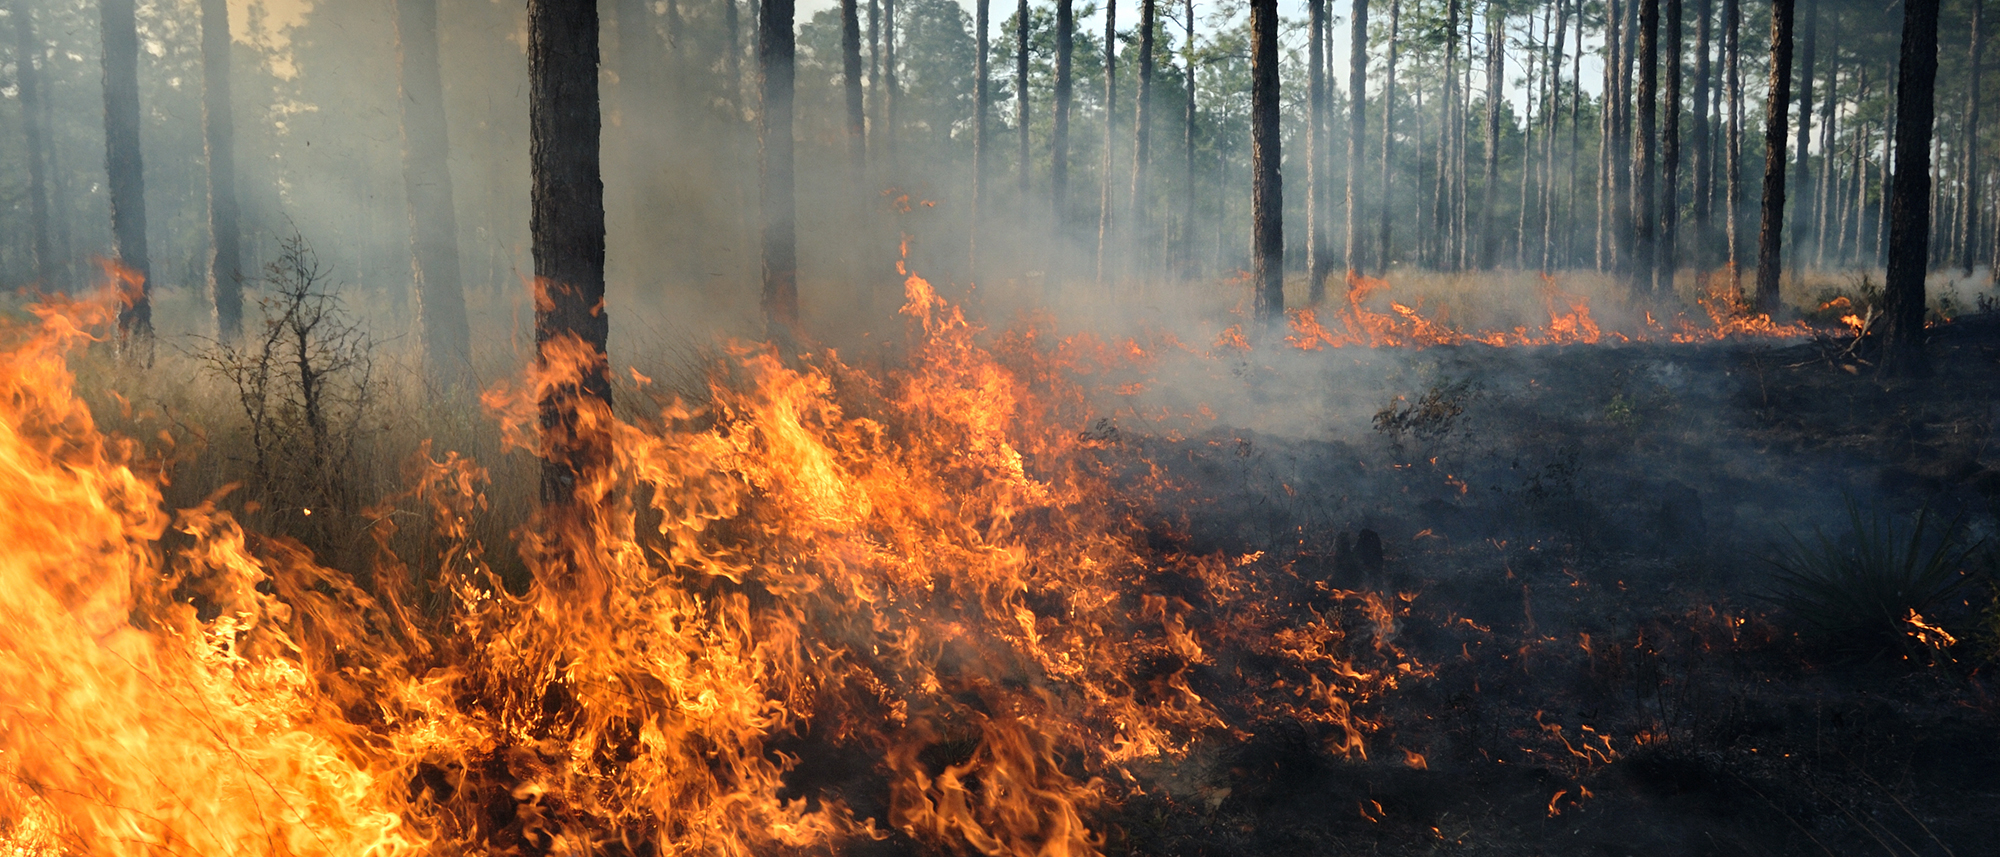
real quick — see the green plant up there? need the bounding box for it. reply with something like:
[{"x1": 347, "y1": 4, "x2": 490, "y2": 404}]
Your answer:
[{"x1": 1764, "y1": 502, "x2": 1986, "y2": 663}]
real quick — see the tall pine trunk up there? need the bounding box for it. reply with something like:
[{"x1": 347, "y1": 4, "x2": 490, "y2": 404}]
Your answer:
[
  {"x1": 1345, "y1": 0, "x2": 1370, "y2": 276},
  {"x1": 1016, "y1": 0, "x2": 1030, "y2": 201},
  {"x1": 1786, "y1": 0, "x2": 1816, "y2": 275},
  {"x1": 1598, "y1": 0, "x2": 1618, "y2": 269},
  {"x1": 200, "y1": 0, "x2": 241, "y2": 338},
  {"x1": 1636, "y1": 0, "x2": 1658, "y2": 286},
  {"x1": 1660, "y1": 0, "x2": 1682, "y2": 292},
  {"x1": 1752, "y1": 0, "x2": 1794, "y2": 314},
  {"x1": 1251, "y1": 0, "x2": 1284, "y2": 321},
  {"x1": 11, "y1": 0, "x2": 55, "y2": 290},
  {"x1": 528, "y1": 0, "x2": 610, "y2": 506},
  {"x1": 1380, "y1": 0, "x2": 1402, "y2": 270},
  {"x1": 1130, "y1": 0, "x2": 1157, "y2": 279},
  {"x1": 1724, "y1": 0, "x2": 1743, "y2": 285},
  {"x1": 883, "y1": 0, "x2": 898, "y2": 161},
  {"x1": 101, "y1": 0, "x2": 151, "y2": 348},
  {"x1": 396, "y1": 0, "x2": 472, "y2": 378},
  {"x1": 1182, "y1": 0, "x2": 1198, "y2": 276},
  {"x1": 1960, "y1": 0, "x2": 1984, "y2": 274},
  {"x1": 1308, "y1": 0, "x2": 1329, "y2": 298},
  {"x1": 1479, "y1": 3, "x2": 1501, "y2": 268},
  {"x1": 971, "y1": 0, "x2": 989, "y2": 268},
  {"x1": 1054, "y1": 0, "x2": 1074, "y2": 228},
  {"x1": 758, "y1": 0, "x2": 799, "y2": 335},
  {"x1": 844, "y1": 0, "x2": 866, "y2": 173},
  {"x1": 1097, "y1": 0, "x2": 1119, "y2": 284},
  {"x1": 1692, "y1": 0, "x2": 1713, "y2": 266},
  {"x1": 1882, "y1": 0, "x2": 1940, "y2": 371}
]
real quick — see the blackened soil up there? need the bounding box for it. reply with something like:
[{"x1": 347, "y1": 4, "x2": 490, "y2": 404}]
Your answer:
[{"x1": 1106, "y1": 314, "x2": 2000, "y2": 857}]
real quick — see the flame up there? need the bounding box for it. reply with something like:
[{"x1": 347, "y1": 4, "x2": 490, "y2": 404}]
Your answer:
[{"x1": 1, "y1": 265, "x2": 1418, "y2": 855}]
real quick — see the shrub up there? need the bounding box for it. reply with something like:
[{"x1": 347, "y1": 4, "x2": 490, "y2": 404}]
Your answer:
[{"x1": 1764, "y1": 502, "x2": 1987, "y2": 663}]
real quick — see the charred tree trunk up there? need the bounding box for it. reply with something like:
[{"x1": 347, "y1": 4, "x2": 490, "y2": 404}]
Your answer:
[
  {"x1": 1599, "y1": 0, "x2": 1619, "y2": 269},
  {"x1": 844, "y1": 0, "x2": 866, "y2": 173},
  {"x1": 1692, "y1": 0, "x2": 1713, "y2": 266},
  {"x1": 396, "y1": 0, "x2": 472, "y2": 378},
  {"x1": 101, "y1": 0, "x2": 152, "y2": 348},
  {"x1": 1097, "y1": 0, "x2": 1119, "y2": 284},
  {"x1": 11, "y1": 0, "x2": 54, "y2": 290},
  {"x1": 883, "y1": 0, "x2": 898, "y2": 161},
  {"x1": 758, "y1": 0, "x2": 798, "y2": 335},
  {"x1": 1636, "y1": 0, "x2": 1659, "y2": 287},
  {"x1": 1345, "y1": 0, "x2": 1370, "y2": 276},
  {"x1": 1307, "y1": 0, "x2": 1329, "y2": 298},
  {"x1": 1380, "y1": 0, "x2": 1402, "y2": 270},
  {"x1": 1130, "y1": 0, "x2": 1156, "y2": 278},
  {"x1": 1182, "y1": 0, "x2": 1198, "y2": 275},
  {"x1": 528, "y1": 0, "x2": 610, "y2": 505},
  {"x1": 1752, "y1": 0, "x2": 1794, "y2": 314},
  {"x1": 1883, "y1": 0, "x2": 1940, "y2": 372},
  {"x1": 1661, "y1": 0, "x2": 1682, "y2": 292},
  {"x1": 972, "y1": 0, "x2": 990, "y2": 267},
  {"x1": 1054, "y1": 0, "x2": 1074, "y2": 228},
  {"x1": 1960, "y1": 0, "x2": 1984, "y2": 274},
  {"x1": 1440, "y1": 0, "x2": 1461, "y2": 270},
  {"x1": 1251, "y1": 0, "x2": 1284, "y2": 321}
]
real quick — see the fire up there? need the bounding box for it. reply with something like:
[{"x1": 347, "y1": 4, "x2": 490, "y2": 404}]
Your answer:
[{"x1": 1, "y1": 268, "x2": 1418, "y2": 855}]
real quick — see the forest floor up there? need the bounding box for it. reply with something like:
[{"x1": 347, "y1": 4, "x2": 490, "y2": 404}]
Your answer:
[{"x1": 1106, "y1": 315, "x2": 2000, "y2": 856}]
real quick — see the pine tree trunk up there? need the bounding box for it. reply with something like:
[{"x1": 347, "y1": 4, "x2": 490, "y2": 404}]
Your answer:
[
  {"x1": 1479, "y1": 3, "x2": 1501, "y2": 268},
  {"x1": 757, "y1": 0, "x2": 798, "y2": 335},
  {"x1": 396, "y1": 0, "x2": 472, "y2": 378},
  {"x1": 1515, "y1": 5, "x2": 1544, "y2": 268},
  {"x1": 972, "y1": 0, "x2": 989, "y2": 267},
  {"x1": 1661, "y1": 0, "x2": 1682, "y2": 292},
  {"x1": 1615, "y1": 0, "x2": 1637, "y2": 269},
  {"x1": 1439, "y1": 0, "x2": 1461, "y2": 270},
  {"x1": 1017, "y1": 0, "x2": 1030, "y2": 201},
  {"x1": 1724, "y1": 0, "x2": 1742, "y2": 285},
  {"x1": 1097, "y1": 0, "x2": 1119, "y2": 284},
  {"x1": 1692, "y1": 0, "x2": 1713, "y2": 266},
  {"x1": 1960, "y1": 0, "x2": 1984, "y2": 274},
  {"x1": 1785, "y1": 0, "x2": 1815, "y2": 276},
  {"x1": 101, "y1": 0, "x2": 152, "y2": 348},
  {"x1": 844, "y1": 0, "x2": 866, "y2": 173},
  {"x1": 1879, "y1": 61, "x2": 1897, "y2": 265},
  {"x1": 1752, "y1": 0, "x2": 1794, "y2": 314},
  {"x1": 1636, "y1": 0, "x2": 1658, "y2": 286},
  {"x1": 11, "y1": 0, "x2": 55, "y2": 291},
  {"x1": 1882, "y1": 0, "x2": 1940, "y2": 371},
  {"x1": 883, "y1": 0, "x2": 898, "y2": 160},
  {"x1": 1251, "y1": 0, "x2": 1284, "y2": 321},
  {"x1": 1380, "y1": 0, "x2": 1402, "y2": 270},
  {"x1": 1345, "y1": 0, "x2": 1370, "y2": 275},
  {"x1": 1815, "y1": 56, "x2": 1839, "y2": 268},
  {"x1": 1599, "y1": 0, "x2": 1617, "y2": 270},
  {"x1": 1130, "y1": 0, "x2": 1157, "y2": 278},
  {"x1": 528, "y1": 0, "x2": 610, "y2": 505},
  {"x1": 1053, "y1": 0, "x2": 1074, "y2": 228},
  {"x1": 1308, "y1": 0, "x2": 1329, "y2": 297},
  {"x1": 1566, "y1": 14, "x2": 1582, "y2": 267},
  {"x1": 1182, "y1": 0, "x2": 1198, "y2": 276}
]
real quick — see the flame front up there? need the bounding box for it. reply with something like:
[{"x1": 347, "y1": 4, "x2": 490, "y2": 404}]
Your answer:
[{"x1": 0, "y1": 271, "x2": 1416, "y2": 856}]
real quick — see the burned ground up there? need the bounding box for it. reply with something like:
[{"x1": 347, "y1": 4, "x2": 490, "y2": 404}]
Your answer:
[{"x1": 1095, "y1": 316, "x2": 2000, "y2": 856}]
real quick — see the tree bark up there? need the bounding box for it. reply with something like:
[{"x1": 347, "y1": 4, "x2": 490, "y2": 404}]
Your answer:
[
  {"x1": 1307, "y1": 0, "x2": 1329, "y2": 297},
  {"x1": 1250, "y1": 0, "x2": 1283, "y2": 321},
  {"x1": 1598, "y1": 0, "x2": 1618, "y2": 269},
  {"x1": 1130, "y1": 0, "x2": 1156, "y2": 276},
  {"x1": 883, "y1": 0, "x2": 898, "y2": 161},
  {"x1": 1380, "y1": 0, "x2": 1402, "y2": 270},
  {"x1": 1883, "y1": 0, "x2": 1940, "y2": 372},
  {"x1": 528, "y1": 0, "x2": 610, "y2": 505},
  {"x1": 1054, "y1": 0, "x2": 1074, "y2": 227},
  {"x1": 101, "y1": 0, "x2": 152, "y2": 347},
  {"x1": 844, "y1": 0, "x2": 866, "y2": 173},
  {"x1": 1960, "y1": 0, "x2": 1984, "y2": 274},
  {"x1": 11, "y1": 0, "x2": 54, "y2": 291},
  {"x1": 1752, "y1": 0, "x2": 1794, "y2": 314},
  {"x1": 1539, "y1": 0, "x2": 1566, "y2": 270},
  {"x1": 1345, "y1": 0, "x2": 1370, "y2": 276},
  {"x1": 396, "y1": 0, "x2": 472, "y2": 378},
  {"x1": 1478, "y1": 4, "x2": 1501, "y2": 268},
  {"x1": 1660, "y1": 0, "x2": 1681, "y2": 292},
  {"x1": 1637, "y1": 0, "x2": 1658, "y2": 287},
  {"x1": 759, "y1": 0, "x2": 799, "y2": 335},
  {"x1": 1182, "y1": 0, "x2": 1197, "y2": 275}
]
